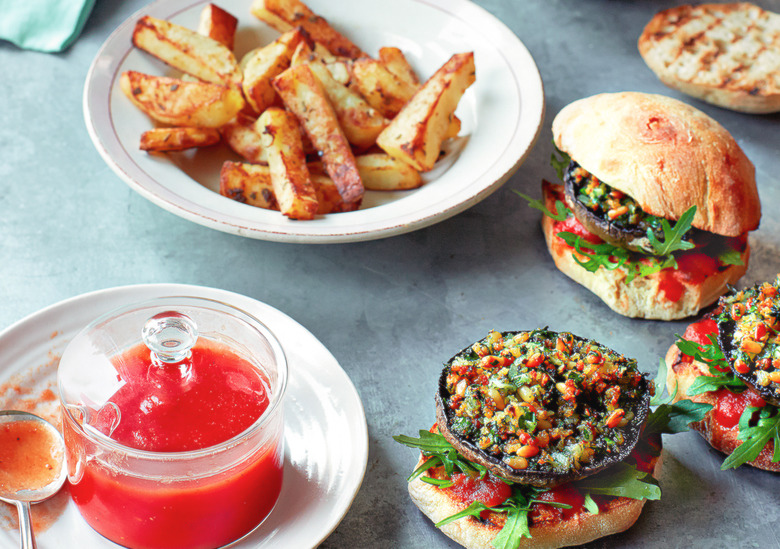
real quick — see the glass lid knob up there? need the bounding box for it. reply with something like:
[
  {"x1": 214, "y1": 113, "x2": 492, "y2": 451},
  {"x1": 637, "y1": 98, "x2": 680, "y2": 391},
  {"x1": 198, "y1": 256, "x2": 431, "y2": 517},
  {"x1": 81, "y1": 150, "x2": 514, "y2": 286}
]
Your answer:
[{"x1": 142, "y1": 311, "x2": 198, "y2": 364}]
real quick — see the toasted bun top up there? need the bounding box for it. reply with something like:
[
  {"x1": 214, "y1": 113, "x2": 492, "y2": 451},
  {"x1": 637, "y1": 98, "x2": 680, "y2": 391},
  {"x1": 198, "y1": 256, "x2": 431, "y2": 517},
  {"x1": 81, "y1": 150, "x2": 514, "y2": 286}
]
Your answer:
[{"x1": 552, "y1": 92, "x2": 761, "y2": 236}]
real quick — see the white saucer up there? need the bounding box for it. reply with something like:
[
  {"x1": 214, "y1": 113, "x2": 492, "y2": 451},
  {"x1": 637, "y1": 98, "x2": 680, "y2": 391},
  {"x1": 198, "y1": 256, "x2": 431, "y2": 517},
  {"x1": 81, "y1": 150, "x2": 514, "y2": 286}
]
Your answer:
[{"x1": 0, "y1": 284, "x2": 368, "y2": 548}]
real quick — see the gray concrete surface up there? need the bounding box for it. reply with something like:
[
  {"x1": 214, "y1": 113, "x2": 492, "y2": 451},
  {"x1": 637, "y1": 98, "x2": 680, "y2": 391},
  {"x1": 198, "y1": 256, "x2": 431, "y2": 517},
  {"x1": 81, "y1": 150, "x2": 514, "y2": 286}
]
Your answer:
[{"x1": 1, "y1": 0, "x2": 778, "y2": 547}]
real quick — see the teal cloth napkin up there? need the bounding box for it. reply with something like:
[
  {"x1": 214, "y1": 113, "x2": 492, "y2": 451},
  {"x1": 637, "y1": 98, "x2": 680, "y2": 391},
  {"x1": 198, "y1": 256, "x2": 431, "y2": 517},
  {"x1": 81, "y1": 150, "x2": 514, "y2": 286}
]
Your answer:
[{"x1": 0, "y1": 0, "x2": 97, "y2": 52}]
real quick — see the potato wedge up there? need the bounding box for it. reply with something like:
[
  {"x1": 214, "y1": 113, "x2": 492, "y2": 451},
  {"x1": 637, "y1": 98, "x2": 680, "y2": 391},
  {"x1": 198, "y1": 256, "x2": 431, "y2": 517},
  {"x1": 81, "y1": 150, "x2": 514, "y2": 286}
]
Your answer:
[
  {"x1": 120, "y1": 71, "x2": 245, "y2": 127},
  {"x1": 221, "y1": 161, "x2": 347, "y2": 214},
  {"x1": 198, "y1": 4, "x2": 238, "y2": 50},
  {"x1": 376, "y1": 52, "x2": 475, "y2": 172},
  {"x1": 256, "y1": 107, "x2": 319, "y2": 220},
  {"x1": 378, "y1": 47, "x2": 419, "y2": 86},
  {"x1": 240, "y1": 28, "x2": 307, "y2": 115},
  {"x1": 220, "y1": 161, "x2": 279, "y2": 209},
  {"x1": 351, "y1": 57, "x2": 417, "y2": 119},
  {"x1": 375, "y1": 47, "x2": 460, "y2": 139},
  {"x1": 132, "y1": 15, "x2": 241, "y2": 86},
  {"x1": 220, "y1": 116, "x2": 268, "y2": 163},
  {"x1": 355, "y1": 153, "x2": 423, "y2": 190},
  {"x1": 250, "y1": 0, "x2": 365, "y2": 59},
  {"x1": 292, "y1": 42, "x2": 388, "y2": 149},
  {"x1": 140, "y1": 127, "x2": 221, "y2": 152},
  {"x1": 273, "y1": 64, "x2": 363, "y2": 207}
]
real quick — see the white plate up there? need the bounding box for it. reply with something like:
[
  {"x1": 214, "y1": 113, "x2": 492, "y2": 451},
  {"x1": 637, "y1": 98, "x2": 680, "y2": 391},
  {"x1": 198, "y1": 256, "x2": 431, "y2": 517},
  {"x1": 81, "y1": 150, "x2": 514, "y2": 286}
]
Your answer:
[
  {"x1": 0, "y1": 284, "x2": 368, "y2": 549},
  {"x1": 84, "y1": 0, "x2": 544, "y2": 243}
]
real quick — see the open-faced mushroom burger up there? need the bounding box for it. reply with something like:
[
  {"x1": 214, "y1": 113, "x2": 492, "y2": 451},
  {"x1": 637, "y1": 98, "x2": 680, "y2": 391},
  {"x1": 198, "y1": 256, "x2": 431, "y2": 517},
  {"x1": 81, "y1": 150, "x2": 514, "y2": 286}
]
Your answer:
[
  {"x1": 520, "y1": 92, "x2": 761, "y2": 320},
  {"x1": 665, "y1": 275, "x2": 780, "y2": 472},
  {"x1": 396, "y1": 329, "x2": 709, "y2": 549}
]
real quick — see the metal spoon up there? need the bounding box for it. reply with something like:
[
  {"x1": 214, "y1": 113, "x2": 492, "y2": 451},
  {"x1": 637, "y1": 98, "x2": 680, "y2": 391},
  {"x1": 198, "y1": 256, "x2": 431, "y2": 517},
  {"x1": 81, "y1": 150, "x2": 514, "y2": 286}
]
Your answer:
[{"x1": 0, "y1": 411, "x2": 67, "y2": 549}]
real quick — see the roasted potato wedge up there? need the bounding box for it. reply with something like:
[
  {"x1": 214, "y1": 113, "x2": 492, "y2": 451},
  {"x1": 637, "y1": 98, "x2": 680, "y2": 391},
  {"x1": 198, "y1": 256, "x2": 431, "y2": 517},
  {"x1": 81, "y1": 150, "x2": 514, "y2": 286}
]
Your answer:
[
  {"x1": 220, "y1": 116, "x2": 268, "y2": 164},
  {"x1": 250, "y1": 0, "x2": 365, "y2": 59},
  {"x1": 220, "y1": 161, "x2": 279, "y2": 209},
  {"x1": 140, "y1": 127, "x2": 221, "y2": 152},
  {"x1": 132, "y1": 15, "x2": 241, "y2": 86},
  {"x1": 198, "y1": 4, "x2": 238, "y2": 50},
  {"x1": 240, "y1": 28, "x2": 307, "y2": 114},
  {"x1": 375, "y1": 47, "x2": 460, "y2": 139},
  {"x1": 120, "y1": 71, "x2": 245, "y2": 127},
  {"x1": 273, "y1": 64, "x2": 363, "y2": 207},
  {"x1": 376, "y1": 52, "x2": 475, "y2": 172},
  {"x1": 292, "y1": 42, "x2": 388, "y2": 149},
  {"x1": 221, "y1": 160, "x2": 347, "y2": 214},
  {"x1": 256, "y1": 107, "x2": 319, "y2": 220},
  {"x1": 351, "y1": 57, "x2": 417, "y2": 119},
  {"x1": 378, "y1": 47, "x2": 419, "y2": 86},
  {"x1": 355, "y1": 153, "x2": 423, "y2": 190}
]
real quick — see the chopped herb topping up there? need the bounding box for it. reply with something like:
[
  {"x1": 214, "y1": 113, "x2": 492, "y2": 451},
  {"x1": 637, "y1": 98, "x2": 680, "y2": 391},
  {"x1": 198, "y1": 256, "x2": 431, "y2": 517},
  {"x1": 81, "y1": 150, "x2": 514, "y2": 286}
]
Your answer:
[
  {"x1": 566, "y1": 162, "x2": 667, "y2": 234},
  {"x1": 716, "y1": 275, "x2": 780, "y2": 401},
  {"x1": 442, "y1": 330, "x2": 650, "y2": 475}
]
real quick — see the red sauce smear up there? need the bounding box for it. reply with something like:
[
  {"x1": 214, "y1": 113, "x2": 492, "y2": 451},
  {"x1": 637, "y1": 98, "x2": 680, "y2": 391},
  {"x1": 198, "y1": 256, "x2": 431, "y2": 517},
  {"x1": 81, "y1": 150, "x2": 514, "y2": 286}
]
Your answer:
[
  {"x1": 0, "y1": 421, "x2": 61, "y2": 493},
  {"x1": 678, "y1": 317, "x2": 767, "y2": 428},
  {"x1": 552, "y1": 216, "x2": 603, "y2": 244},
  {"x1": 712, "y1": 388, "x2": 766, "y2": 429},
  {"x1": 657, "y1": 253, "x2": 720, "y2": 302}
]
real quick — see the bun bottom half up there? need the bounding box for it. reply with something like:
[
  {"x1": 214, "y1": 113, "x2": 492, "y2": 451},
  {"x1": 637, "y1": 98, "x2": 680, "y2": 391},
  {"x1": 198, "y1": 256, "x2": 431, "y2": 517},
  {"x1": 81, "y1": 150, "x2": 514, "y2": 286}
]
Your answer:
[
  {"x1": 408, "y1": 454, "x2": 662, "y2": 549},
  {"x1": 541, "y1": 182, "x2": 749, "y2": 320},
  {"x1": 664, "y1": 343, "x2": 780, "y2": 472}
]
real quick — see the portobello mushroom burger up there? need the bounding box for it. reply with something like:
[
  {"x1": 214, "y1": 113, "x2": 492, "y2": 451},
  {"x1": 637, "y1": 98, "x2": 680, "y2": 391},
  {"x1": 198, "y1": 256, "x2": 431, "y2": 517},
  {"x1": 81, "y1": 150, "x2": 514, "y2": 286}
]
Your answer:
[
  {"x1": 395, "y1": 329, "x2": 708, "y2": 549},
  {"x1": 523, "y1": 92, "x2": 761, "y2": 320},
  {"x1": 665, "y1": 275, "x2": 780, "y2": 472}
]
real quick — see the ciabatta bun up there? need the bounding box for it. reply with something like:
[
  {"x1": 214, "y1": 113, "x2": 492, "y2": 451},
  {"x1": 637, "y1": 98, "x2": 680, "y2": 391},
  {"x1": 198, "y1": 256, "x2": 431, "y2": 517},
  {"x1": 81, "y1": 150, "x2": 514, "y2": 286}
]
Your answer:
[
  {"x1": 408, "y1": 453, "x2": 662, "y2": 549},
  {"x1": 664, "y1": 342, "x2": 780, "y2": 472},
  {"x1": 541, "y1": 181, "x2": 749, "y2": 320},
  {"x1": 638, "y1": 3, "x2": 780, "y2": 114},
  {"x1": 551, "y1": 92, "x2": 760, "y2": 237}
]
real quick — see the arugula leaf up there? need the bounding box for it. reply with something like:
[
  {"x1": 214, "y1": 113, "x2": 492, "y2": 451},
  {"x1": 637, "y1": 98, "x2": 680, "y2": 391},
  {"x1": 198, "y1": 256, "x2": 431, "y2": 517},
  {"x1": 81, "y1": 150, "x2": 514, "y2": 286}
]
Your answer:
[
  {"x1": 582, "y1": 493, "x2": 599, "y2": 515},
  {"x1": 550, "y1": 144, "x2": 572, "y2": 181},
  {"x1": 491, "y1": 508, "x2": 531, "y2": 549},
  {"x1": 556, "y1": 232, "x2": 629, "y2": 272},
  {"x1": 673, "y1": 333, "x2": 746, "y2": 396},
  {"x1": 646, "y1": 399, "x2": 713, "y2": 435},
  {"x1": 512, "y1": 190, "x2": 570, "y2": 221},
  {"x1": 574, "y1": 462, "x2": 661, "y2": 500},
  {"x1": 650, "y1": 358, "x2": 671, "y2": 406},
  {"x1": 645, "y1": 206, "x2": 696, "y2": 256},
  {"x1": 718, "y1": 247, "x2": 745, "y2": 266},
  {"x1": 721, "y1": 406, "x2": 780, "y2": 470},
  {"x1": 394, "y1": 431, "x2": 487, "y2": 483}
]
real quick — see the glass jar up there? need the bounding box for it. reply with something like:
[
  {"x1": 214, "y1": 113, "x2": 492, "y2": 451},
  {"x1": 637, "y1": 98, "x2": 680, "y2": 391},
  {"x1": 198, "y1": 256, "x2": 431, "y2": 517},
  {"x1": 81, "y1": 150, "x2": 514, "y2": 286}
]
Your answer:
[{"x1": 58, "y1": 297, "x2": 287, "y2": 549}]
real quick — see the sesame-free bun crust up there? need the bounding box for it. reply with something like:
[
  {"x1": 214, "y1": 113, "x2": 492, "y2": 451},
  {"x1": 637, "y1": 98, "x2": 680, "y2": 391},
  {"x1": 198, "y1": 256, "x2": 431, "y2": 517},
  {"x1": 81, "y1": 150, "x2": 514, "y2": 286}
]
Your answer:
[
  {"x1": 638, "y1": 3, "x2": 780, "y2": 114},
  {"x1": 664, "y1": 342, "x2": 780, "y2": 472},
  {"x1": 408, "y1": 453, "x2": 662, "y2": 549},
  {"x1": 541, "y1": 182, "x2": 749, "y2": 320},
  {"x1": 552, "y1": 92, "x2": 760, "y2": 236}
]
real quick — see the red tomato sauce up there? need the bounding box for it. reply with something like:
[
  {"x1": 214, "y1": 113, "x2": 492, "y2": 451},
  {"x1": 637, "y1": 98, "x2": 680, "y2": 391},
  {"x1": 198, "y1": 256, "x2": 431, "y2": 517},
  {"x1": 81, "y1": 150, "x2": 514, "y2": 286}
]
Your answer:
[
  {"x1": 657, "y1": 253, "x2": 720, "y2": 303},
  {"x1": 679, "y1": 318, "x2": 767, "y2": 429},
  {"x1": 93, "y1": 342, "x2": 269, "y2": 452},
  {"x1": 66, "y1": 340, "x2": 283, "y2": 549},
  {"x1": 444, "y1": 472, "x2": 512, "y2": 510},
  {"x1": 0, "y1": 420, "x2": 62, "y2": 493},
  {"x1": 712, "y1": 388, "x2": 766, "y2": 429},
  {"x1": 552, "y1": 216, "x2": 603, "y2": 244}
]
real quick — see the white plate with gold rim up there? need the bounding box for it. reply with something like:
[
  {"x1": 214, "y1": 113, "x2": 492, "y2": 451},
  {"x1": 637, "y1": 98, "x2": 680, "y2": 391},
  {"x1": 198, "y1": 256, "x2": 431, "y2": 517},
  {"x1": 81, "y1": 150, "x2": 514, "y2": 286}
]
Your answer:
[
  {"x1": 0, "y1": 283, "x2": 368, "y2": 548},
  {"x1": 83, "y1": 0, "x2": 544, "y2": 243}
]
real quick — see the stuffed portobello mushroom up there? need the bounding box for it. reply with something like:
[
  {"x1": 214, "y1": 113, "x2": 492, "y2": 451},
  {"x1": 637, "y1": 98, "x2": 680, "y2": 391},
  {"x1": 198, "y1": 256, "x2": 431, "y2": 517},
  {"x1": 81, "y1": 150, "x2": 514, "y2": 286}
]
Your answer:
[
  {"x1": 716, "y1": 278, "x2": 780, "y2": 406},
  {"x1": 435, "y1": 329, "x2": 652, "y2": 487}
]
